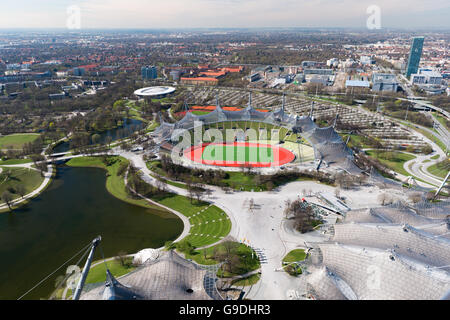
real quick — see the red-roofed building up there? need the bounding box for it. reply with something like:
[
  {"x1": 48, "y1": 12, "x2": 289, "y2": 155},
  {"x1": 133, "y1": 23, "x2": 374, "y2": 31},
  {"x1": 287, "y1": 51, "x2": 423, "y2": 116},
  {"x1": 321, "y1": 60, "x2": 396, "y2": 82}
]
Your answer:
[
  {"x1": 180, "y1": 77, "x2": 218, "y2": 86},
  {"x1": 199, "y1": 70, "x2": 227, "y2": 78},
  {"x1": 221, "y1": 66, "x2": 243, "y2": 73}
]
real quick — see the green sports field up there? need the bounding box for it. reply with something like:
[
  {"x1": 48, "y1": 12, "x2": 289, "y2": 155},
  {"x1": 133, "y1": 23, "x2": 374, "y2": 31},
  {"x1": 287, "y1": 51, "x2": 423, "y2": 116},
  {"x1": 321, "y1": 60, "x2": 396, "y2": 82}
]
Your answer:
[{"x1": 202, "y1": 144, "x2": 274, "y2": 163}]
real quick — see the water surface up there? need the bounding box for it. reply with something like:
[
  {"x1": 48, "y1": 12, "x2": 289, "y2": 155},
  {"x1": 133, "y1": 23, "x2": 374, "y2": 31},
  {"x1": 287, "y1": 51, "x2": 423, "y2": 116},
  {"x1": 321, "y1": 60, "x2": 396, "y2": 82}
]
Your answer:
[{"x1": 0, "y1": 165, "x2": 183, "y2": 300}]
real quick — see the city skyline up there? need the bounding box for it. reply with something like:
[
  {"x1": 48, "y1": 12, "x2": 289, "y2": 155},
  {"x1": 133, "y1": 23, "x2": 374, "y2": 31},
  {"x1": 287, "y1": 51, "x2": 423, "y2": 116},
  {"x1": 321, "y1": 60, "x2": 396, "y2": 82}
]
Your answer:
[{"x1": 0, "y1": 0, "x2": 450, "y2": 29}]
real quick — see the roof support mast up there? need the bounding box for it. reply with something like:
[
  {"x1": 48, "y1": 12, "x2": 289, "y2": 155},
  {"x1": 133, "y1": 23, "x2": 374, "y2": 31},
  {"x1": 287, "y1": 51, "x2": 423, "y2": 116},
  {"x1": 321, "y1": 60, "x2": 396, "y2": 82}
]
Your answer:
[{"x1": 73, "y1": 236, "x2": 101, "y2": 300}]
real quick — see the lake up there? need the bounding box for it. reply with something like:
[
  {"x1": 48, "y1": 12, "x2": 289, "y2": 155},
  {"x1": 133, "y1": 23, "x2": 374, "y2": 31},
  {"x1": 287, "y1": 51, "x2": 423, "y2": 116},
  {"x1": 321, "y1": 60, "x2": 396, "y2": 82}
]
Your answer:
[{"x1": 0, "y1": 165, "x2": 183, "y2": 300}]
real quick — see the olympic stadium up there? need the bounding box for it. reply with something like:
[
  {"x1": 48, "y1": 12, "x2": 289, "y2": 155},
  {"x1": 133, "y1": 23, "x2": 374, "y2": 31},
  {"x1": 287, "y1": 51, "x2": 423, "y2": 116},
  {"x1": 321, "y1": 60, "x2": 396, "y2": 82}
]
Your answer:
[{"x1": 153, "y1": 94, "x2": 359, "y2": 173}]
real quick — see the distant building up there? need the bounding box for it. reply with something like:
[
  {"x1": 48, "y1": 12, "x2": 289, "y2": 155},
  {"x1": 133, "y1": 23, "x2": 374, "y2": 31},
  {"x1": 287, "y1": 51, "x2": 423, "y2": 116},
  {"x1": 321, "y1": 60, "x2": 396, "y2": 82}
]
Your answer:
[
  {"x1": 73, "y1": 67, "x2": 85, "y2": 76},
  {"x1": 294, "y1": 73, "x2": 305, "y2": 84},
  {"x1": 249, "y1": 73, "x2": 261, "y2": 82},
  {"x1": 345, "y1": 80, "x2": 370, "y2": 89},
  {"x1": 49, "y1": 92, "x2": 68, "y2": 100},
  {"x1": 180, "y1": 77, "x2": 218, "y2": 86},
  {"x1": 304, "y1": 69, "x2": 334, "y2": 76},
  {"x1": 372, "y1": 73, "x2": 398, "y2": 92},
  {"x1": 326, "y1": 58, "x2": 339, "y2": 68},
  {"x1": 302, "y1": 61, "x2": 321, "y2": 68},
  {"x1": 411, "y1": 68, "x2": 443, "y2": 85},
  {"x1": 309, "y1": 75, "x2": 332, "y2": 86},
  {"x1": 169, "y1": 70, "x2": 182, "y2": 81},
  {"x1": 199, "y1": 70, "x2": 227, "y2": 78},
  {"x1": 221, "y1": 66, "x2": 243, "y2": 73},
  {"x1": 141, "y1": 65, "x2": 157, "y2": 80},
  {"x1": 406, "y1": 37, "x2": 424, "y2": 79},
  {"x1": 360, "y1": 56, "x2": 375, "y2": 65}
]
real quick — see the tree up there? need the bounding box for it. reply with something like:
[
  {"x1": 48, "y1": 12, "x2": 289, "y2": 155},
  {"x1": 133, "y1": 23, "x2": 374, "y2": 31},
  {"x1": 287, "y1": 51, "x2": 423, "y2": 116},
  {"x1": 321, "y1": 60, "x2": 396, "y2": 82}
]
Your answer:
[
  {"x1": 285, "y1": 200, "x2": 318, "y2": 233},
  {"x1": 115, "y1": 251, "x2": 130, "y2": 267},
  {"x1": 91, "y1": 133, "x2": 101, "y2": 145},
  {"x1": 16, "y1": 184, "x2": 26, "y2": 199},
  {"x1": 193, "y1": 186, "x2": 205, "y2": 203},
  {"x1": 2, "y1": 191, "x2": 14, "y2": 210},
  {"x1": 105, "y1": 136, "x2": 113, "y2": 148}
]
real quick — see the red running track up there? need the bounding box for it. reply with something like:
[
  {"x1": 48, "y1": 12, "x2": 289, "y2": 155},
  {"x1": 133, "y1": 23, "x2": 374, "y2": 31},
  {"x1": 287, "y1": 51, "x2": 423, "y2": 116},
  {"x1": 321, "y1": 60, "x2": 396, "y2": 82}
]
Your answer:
[{"x1": 183, "y1": 142, "x2": 296, "y2": 168}]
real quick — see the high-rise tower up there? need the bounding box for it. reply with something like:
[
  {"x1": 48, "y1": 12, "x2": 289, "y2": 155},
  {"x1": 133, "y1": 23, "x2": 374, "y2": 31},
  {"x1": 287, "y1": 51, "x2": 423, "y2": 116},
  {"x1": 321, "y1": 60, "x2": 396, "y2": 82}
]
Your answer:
[{"x1": 405, "y1": 37, "x2": 424, "y2": 79}]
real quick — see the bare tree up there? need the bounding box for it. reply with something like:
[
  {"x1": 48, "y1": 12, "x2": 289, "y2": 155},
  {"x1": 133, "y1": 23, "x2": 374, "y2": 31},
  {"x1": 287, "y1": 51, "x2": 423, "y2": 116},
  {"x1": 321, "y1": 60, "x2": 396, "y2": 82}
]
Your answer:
[
  {"x1": 15, "y1": 185, "x2": 26, "y2": 199},
  {"x1": 115, "y1": 251, "x2": 129, "y2": 267},
  {"x1": 2, "y1": 191, "x2": 14, "y2": 210}
]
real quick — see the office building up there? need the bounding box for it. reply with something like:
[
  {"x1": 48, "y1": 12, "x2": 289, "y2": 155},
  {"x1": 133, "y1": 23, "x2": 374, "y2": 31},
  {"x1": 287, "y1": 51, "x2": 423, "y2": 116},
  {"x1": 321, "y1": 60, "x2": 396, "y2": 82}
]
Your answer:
[
  {"x1": 141, "y1": 66, "x2": 157, "y2": 80},
  {"x1": 406, "y1": 37, "x2": 424, "y2": 79},
  {"x1": 411, "y1": 68, "x2": 443, "y2": 85}
]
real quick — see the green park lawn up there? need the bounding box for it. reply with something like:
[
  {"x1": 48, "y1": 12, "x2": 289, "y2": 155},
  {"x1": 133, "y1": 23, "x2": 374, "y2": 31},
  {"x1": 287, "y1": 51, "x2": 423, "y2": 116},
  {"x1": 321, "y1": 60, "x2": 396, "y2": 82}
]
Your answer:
[
  {"x1": 0, "y1": 167, "x2": 44, "y2": 204},
  {"x1": 282, "y1": 249, "x2": 307, "y2": 263},
  {"x1": 365, "y1": 150, "x2": 416, "y2": 176},
  {"x1": 153, "y1": 193, "x2": 231, "y2": 247},
  {"x1": 431, "y1": 154, "x2": 440, "y2": 160},
  {"x1": 427, "y1": 160, "x2": 449, "y2": 179},
  {"x1": 232, "y1": 273, "x2": 261, "y2": 287},
  {"x1": 85, "y1": 257, "x2": 136, "y2": 284},
  {"x1": 182, "y1": 242, "x2": 260, "y2": 278},
  {"x1": 282, "y1": 249, "x2": 307, "y2": 277},
  {"x1": 0, "y1": 158, "x2": 33, "y2": 165},
  {"x1": 0, "y1": 133, "x2": 40, "y2": 149}
]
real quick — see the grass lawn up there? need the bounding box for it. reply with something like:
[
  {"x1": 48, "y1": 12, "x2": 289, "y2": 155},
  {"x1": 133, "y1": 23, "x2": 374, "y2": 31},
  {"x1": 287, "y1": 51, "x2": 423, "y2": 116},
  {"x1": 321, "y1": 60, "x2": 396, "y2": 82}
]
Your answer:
[
  {"x1": 192, "y1": 111, "x2": 211, "y2": 116},
  {"x1": 0, "y1": 133, "x2": 40, "y2": 149},
  {"x1": 433, "y1": 113, "x2": 449, "y2": 130},
  {"x1": 153, "y1": 193, "x2": 231, "y2": 247},
  {"x1": 431, "y1": 154, "x2": 440, "y2": 160},
  {"x1": 85, "y1": 257, "x2": 136, "y2": 284},
  {"x1": 182, "y1": 242, "x2": 260, "y2": 277},
  {"x1": 282, "y1": 249, "x2": 307, "y2": 263},
  {"x1": 0, "y1": 158, "x2": 33, "y2": 165},
  {"x1": 232, "y1": 273, "x2": 261, "y2": 287},
  {"x1": 66, "y1": 156, "x2": 164, "y2": 212},
  {"x1": 202, "y1": 144, "x2": 274, "y2": 163},
  {"x1": 147, "y1": 121, "x2": 160, "y2": 132},
  {"x1": 0, "y1": 167, "x2": 44, "y2": 204},
  {"x1": 282, "y1": 249, "x2": 307, "y2": 277},
  {"x1": 427, "y1": 160, "x2": 449, "y2": 179},
  {"x1": 365, "y1": 150, "x2": 416, "y2": 176},
  {"x1": 403, "y1": 123, "x2": 447, "y2": 152}
]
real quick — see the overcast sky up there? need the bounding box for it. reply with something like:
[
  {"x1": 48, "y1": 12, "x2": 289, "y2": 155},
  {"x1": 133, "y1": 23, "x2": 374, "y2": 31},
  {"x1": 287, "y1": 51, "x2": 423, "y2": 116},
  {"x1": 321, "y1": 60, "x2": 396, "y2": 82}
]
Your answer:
[{"x1": 0, "y1": 0, "x2": 449, "y2": 29}]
